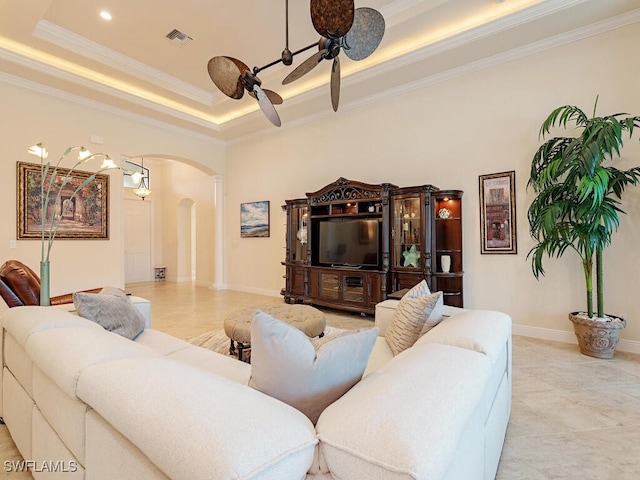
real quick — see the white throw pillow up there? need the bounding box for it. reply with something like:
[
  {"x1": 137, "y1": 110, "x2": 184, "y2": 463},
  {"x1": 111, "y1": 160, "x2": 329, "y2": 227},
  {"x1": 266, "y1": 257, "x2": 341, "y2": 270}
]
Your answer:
[
  {"x1": 385, "y1": 281, "x2": 443, "y2": 356},
  {"x1": 249, "y1": 310, "x2": 378, "y2": 424},
  {"x1": 73, "y1": 287, "x2": 145, "y2": 340},
  {"x1": 419, "y1": 292, "x2": 444, "y2": 337}
]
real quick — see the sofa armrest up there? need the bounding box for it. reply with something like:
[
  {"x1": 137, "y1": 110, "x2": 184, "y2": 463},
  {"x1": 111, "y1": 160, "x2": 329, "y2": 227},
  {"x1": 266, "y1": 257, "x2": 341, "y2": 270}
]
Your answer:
[
  {"x1": 374, "y1": 300, "x2": 468, "y2": 337},
  {"x1": 374, "y1": 300, "x2": 400, "y2": 337},
  {"x1": 129, "y1": 296, "x2": 152, "y2": 328}
]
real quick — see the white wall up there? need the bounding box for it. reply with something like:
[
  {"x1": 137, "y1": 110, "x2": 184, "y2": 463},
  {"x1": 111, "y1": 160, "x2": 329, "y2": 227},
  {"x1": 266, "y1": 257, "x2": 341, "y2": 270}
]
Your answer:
[
  {"x1": 0, "y1": 81, "x2": 225, "y2": 304},
  {"x1": 225, "y1": 22, "x2": 640, "y2": 347}
]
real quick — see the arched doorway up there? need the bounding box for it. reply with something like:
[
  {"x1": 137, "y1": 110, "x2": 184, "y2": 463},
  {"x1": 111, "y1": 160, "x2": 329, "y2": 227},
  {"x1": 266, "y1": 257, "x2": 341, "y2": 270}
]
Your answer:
[
  {"x1": 177, "y1": 198, "x2": 196, "y2": 282},
  {"x1": 124, "y1": 198, "x2": 152, "y2": 283},
  {"x1": 123, "y1": 155, "x2": 224, "y2": 287}
]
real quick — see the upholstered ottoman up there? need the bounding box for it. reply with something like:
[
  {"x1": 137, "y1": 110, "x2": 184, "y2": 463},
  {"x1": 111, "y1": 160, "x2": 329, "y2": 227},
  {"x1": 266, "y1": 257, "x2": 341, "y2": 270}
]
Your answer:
[{"x1": 224, "y1": 304, "x2": 326, "y2": 361}]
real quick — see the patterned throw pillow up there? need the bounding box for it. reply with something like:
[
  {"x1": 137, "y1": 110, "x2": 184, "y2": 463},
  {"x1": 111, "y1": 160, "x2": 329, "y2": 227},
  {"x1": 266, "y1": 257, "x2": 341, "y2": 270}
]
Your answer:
[
  {"x1": 73, "y1": 287, "x2": 146, "y2": 340},
  {"x1": 249, "y1": 310, "x2": 378, "y2": 424},
  {"x1": 385, "y1": 281, "x2": 443, "y2": 356}
]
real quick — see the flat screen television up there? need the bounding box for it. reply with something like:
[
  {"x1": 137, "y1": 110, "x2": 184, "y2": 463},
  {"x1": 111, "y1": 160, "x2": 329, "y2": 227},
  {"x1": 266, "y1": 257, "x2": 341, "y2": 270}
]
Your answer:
[{"x1": 315, "y1": 219, "x2": 380, "y2": 268}]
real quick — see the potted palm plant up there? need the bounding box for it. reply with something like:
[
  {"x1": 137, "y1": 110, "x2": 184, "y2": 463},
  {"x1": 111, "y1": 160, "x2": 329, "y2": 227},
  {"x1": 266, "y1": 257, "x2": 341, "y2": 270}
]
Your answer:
[{"x1": 527, "y1": 98, "x2": 640, "y2": 358}]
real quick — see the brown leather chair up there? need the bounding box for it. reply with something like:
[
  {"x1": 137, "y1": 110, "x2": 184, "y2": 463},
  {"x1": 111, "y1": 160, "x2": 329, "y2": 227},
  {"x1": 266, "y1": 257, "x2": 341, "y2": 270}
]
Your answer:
[{"x1": 0, "y1": 260, "x2": 100, "y2": 307}]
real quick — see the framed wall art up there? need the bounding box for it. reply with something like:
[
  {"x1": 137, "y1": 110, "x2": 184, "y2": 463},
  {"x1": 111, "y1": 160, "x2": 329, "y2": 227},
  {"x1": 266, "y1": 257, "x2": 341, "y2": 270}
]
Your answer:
[
  {"x1": 240, "y1": 200, "x2": 270, "y2": 238},
  {"x1": 479, "y1": 170, "x2": 517, "y2": 254},
  {"x1": 17, "y1": 161, "x2": 110, "y2": 240}
]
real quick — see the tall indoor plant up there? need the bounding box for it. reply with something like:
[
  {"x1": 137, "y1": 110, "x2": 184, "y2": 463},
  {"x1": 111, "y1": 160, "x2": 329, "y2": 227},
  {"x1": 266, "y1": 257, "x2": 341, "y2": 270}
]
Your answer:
[{"x1": 527, "y1": 98, "x2": 640, "y2": 358}]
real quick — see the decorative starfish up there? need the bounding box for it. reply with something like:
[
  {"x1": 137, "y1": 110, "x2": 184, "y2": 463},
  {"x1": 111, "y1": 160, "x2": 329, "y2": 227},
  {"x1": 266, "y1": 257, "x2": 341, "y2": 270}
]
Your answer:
[{"x1": 402, "y1": 245, "x2": 420, "y2": 268}]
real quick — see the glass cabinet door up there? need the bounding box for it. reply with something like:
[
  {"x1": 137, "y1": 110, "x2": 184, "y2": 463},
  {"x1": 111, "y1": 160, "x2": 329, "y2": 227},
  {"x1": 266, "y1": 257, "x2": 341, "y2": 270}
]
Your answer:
[
  {"x1": 291, "y1": 206, "x2": 308, "y2": 263},
  {"x1": 393, "y1": 197, "x2": 421, "y2": 269},
  {"x1": 319, "y1": 273, "x2": 340, "y2": 300},
  {"x1": 342, "y1": 275, "x2": 365, "y2": 303}
]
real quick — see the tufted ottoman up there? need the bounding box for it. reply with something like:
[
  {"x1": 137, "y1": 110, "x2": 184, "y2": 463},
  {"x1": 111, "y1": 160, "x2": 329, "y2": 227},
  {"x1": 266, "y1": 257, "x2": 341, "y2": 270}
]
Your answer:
[{"x1": 224, "y1": 304, "x2": 326, "y2": 361}]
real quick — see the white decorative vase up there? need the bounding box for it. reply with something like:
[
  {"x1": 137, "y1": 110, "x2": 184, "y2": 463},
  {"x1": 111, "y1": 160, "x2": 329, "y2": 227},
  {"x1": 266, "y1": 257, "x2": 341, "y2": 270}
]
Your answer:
[{"x1": 441, "y1": 255, "x2": 451, "y2": 273}]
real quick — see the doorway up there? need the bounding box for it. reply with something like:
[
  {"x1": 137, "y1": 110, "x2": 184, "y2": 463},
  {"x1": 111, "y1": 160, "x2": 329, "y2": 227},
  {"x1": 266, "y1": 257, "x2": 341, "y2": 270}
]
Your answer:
[
  {"x1": 124, "y1": 199, "x2": 152, "y2": 283},
  {"x1": 177, "y1": 198, "x2": 196, "y2": 282}
]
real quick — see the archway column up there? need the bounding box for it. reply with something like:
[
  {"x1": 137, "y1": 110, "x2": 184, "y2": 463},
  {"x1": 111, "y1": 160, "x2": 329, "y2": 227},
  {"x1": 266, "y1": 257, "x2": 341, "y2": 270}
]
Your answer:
[{"x1": 211, "y1": 174, "x2": 225, "y2": 289}]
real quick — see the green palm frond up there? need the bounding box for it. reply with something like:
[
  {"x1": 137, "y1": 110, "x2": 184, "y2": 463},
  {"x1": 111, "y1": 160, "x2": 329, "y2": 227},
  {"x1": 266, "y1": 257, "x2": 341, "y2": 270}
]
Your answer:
[{"x1": 528, "y1": 97, "x2": 640, "y2": 318}]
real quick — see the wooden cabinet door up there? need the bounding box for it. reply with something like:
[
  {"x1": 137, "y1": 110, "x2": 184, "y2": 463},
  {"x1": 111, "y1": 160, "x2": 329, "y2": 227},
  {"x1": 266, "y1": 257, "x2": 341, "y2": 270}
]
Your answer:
[{"x1": 318, "y1": 272, "x2": 340, "y2": 301}]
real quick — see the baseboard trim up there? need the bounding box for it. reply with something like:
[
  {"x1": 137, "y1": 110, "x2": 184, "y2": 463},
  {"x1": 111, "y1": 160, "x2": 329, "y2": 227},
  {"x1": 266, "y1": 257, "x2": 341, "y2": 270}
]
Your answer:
[
  {"x1": 513, "y1": 324, "x2": 640, "y2": 355},
  {"x1": 226, "y1": 285, "x2": 282, "y2": 298},
  {"x1": 175, "y1": 276, "x2": 194, "y2": 283}
]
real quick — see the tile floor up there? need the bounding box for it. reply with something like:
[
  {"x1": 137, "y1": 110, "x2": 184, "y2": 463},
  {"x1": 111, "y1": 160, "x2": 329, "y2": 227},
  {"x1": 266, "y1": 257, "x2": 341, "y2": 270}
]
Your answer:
[{"x1": 1, "y1": 282, "x2": 639, "y2": 479}]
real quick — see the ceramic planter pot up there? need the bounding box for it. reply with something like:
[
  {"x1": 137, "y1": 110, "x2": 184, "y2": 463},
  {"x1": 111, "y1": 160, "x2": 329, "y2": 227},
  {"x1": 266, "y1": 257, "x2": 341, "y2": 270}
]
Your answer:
[{"x1": 569, "y1": 312, "x2": 626, "y2": 359}]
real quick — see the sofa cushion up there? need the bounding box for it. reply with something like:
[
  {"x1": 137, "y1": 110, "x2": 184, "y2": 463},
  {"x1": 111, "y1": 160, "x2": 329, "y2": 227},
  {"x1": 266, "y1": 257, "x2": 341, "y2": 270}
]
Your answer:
[
  {"x1": 25, "y1": 326, "x2": 161, "y2": 398},
  {"x1": 77, "y1": 357, "x2": 317, "y2": 480},
  {"x1": 415, "y1": 309, "x2": 512, "y2": 364},
  {"x1": 73, "y1": 288, "x2": 146, "y2": 340},
  {"x1": 249, "y1": 310, "x2": 378, "y2": 424},
  {"x1": 33, "y1": 366, "x2": 89, "y2": 465},
  {"x1": 385, "y1": 281, "x2": 443, "y2": 355},
  {"x1": 419, "y1": 291, "x2": 444, "y2": 336},
  {"x1": 167, "y1": 345, "x2": 251, "y2": 385},
  {"x1": 316, "y1": 342, "x2": 492, "y2": 480},
  {"x1": 134, "y1": 329, "x2": 191, "y2": 356},
  {"x1": 363, "y1": 336, "x2": 394, "y2": 377},
  {"x1": 1, "y1": 305, "x2": 102, "y2": 347}
]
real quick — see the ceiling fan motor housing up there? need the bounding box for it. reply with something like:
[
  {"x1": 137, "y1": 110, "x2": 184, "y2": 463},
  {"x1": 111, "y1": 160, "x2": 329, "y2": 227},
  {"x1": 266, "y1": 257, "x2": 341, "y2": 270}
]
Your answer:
[
  {"x1": 319, "y1": 37, "x2": 341, "y2": 59},
  {"x1": 241, "y1": 71, "x2": 261, "y2": 91},
  {"x1": 282, "y1": 48, "x2": 293, "y2": 65}
]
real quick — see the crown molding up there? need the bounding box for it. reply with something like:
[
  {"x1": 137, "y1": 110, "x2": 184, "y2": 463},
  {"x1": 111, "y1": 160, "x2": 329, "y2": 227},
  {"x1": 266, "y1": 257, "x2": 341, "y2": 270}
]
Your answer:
[
  {"x1": 34, "y1": 19, "x2": 215, "y2": 106},
  {"x1": 339, "y1": 5, "x2": 640, "y2": 109},
  {"x1": 0, "y1": 71, "x2": 225, "y2": 146},
  {"x1": 381, "y1": 0, "x2": 450, "y2": 28},
  {"x1": 354, "y1": 0, "x2": 586, "y2": 86},
  {"x1": 0, "y1": 42, "x2": 222, "y2": 130},
  {"x1": 3, "y1": 2, "x2": 639, "y2": 144},
  {"x1": 230, "y1": 6, "x2": 640, "y2": 144}
]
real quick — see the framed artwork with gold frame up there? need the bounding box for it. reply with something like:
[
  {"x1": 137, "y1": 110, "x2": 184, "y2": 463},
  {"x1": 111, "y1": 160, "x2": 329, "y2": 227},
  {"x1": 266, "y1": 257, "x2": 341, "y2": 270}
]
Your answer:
[{"x1": 17, "y1": 161, "x2": 109, "y2": 240}]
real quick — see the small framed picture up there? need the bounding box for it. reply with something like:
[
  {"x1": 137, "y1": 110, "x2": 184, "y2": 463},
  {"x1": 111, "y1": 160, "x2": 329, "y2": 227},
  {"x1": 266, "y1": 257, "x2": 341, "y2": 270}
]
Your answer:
[
  {"x1": 240, "y1": 201, "x2": 270, "y2": 238},
  {"x1": 479, "y1": 171, "x2": 516, "y2": 254}
]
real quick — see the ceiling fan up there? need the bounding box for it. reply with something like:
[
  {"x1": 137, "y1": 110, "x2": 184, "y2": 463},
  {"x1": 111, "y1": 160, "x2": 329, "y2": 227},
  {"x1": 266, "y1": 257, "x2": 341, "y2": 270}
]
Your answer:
[
  {"x1": 283, "y1": 0, "x2": 385, "y2": 112},
  {"x1": 206, "y1": 0, "x2": 385, "y2": 126},
  {"x1": 207, "y1": 56, "x2": 284, "y2": 127}
]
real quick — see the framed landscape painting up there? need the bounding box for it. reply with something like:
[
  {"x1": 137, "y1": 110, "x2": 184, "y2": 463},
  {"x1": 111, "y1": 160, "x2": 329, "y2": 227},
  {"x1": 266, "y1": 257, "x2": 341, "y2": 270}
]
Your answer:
[
  {"x1": 479, "y1": 171, "x2": 516, "y2": 254},
  {"x1": 17, "y1": 161, "x2": 110, "y2": 240},
  {"x1": 241, "y1": 201, "x2": 270, "y2": 238}
]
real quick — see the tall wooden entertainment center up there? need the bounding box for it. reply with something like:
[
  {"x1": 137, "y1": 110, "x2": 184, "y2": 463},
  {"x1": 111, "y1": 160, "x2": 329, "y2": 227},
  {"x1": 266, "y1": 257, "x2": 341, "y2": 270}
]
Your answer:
[{"x1": 282, "y1": 177, "x2": 463, "y2": 315}]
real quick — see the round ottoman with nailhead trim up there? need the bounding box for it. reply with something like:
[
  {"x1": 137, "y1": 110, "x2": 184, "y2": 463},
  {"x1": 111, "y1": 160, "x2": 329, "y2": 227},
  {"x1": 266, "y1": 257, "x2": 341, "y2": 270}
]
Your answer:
[{"x1": 223, "y1": 304, "x2": 326, "y2": 360}]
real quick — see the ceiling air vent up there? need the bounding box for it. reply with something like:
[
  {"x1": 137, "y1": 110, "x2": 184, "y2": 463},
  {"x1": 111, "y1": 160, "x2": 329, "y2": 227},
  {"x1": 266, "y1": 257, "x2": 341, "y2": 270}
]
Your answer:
[{"x1": 165, "y1": 29, "x2": 193, "y2": 47}]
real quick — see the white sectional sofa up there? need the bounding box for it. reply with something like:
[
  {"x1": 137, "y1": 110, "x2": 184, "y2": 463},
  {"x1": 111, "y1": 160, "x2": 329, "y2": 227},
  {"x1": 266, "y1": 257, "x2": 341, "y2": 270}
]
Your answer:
[{"x1": 1, "y1": 300, "x2": 511, "y2": 480}]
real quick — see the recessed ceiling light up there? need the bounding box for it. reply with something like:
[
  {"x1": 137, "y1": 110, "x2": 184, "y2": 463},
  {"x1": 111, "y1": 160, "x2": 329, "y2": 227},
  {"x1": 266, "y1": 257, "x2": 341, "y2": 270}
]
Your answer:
[{"x1": 100, "y1": 11, "x2": 112, "y2": 21}]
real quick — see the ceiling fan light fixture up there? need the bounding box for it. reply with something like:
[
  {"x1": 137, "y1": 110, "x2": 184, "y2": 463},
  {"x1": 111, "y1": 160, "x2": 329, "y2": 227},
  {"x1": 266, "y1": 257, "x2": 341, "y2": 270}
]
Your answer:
[{"x1": 206, "y1": 0, "x2": 383, "y2": 125}]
